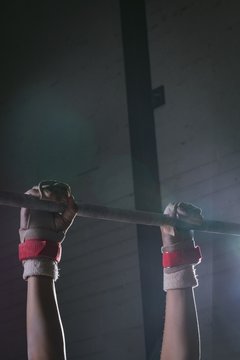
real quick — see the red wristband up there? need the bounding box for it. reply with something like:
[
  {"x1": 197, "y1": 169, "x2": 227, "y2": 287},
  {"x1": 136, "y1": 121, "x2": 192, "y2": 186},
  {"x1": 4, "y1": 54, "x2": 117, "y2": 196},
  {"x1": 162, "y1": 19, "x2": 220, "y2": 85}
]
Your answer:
[
  {"x1": 162, "y1": 246, "x2": 202, "y2": 268},
  {"x1": 18, "y1": 239, "x2": 62, "y2": 263}
]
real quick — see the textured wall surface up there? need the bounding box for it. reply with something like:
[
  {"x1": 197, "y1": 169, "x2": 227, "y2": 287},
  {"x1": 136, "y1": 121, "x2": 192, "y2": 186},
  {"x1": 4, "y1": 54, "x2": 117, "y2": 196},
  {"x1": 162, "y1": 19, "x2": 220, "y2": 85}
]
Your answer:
[
  {"x1": 0, "y1": 0, "x2": 240, "y2": 359},
  {"x1": 0, "y1": 1, "x2": 145, "y2": 359},
  {"x1": 146, "y1": 0, "x2": 240, "y2": 359}
]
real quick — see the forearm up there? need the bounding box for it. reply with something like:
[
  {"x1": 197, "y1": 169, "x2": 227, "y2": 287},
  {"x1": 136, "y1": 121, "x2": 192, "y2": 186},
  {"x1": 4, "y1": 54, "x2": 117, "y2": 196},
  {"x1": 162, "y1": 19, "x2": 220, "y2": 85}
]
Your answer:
[
  {"x1": 160, "y1": 288, "x2": 200, "y2": 360},
  {"x1": 27, "y1": 276, "x2": 66, "y2": 360}
]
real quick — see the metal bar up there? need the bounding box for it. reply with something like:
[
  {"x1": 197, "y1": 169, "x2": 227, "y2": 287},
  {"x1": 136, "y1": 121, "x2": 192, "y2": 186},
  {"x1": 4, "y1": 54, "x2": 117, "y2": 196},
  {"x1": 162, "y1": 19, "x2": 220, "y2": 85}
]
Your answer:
[{"x1": 0, "y1": 190, "x2": 240, "y2": 236}]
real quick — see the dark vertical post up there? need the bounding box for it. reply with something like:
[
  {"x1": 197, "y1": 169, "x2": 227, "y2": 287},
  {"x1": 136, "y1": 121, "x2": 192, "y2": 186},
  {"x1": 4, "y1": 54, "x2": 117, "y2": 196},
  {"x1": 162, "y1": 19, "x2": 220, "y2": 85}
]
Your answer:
[{"x1": 119, "y1": 1, "x2": 165, "y2": 358}]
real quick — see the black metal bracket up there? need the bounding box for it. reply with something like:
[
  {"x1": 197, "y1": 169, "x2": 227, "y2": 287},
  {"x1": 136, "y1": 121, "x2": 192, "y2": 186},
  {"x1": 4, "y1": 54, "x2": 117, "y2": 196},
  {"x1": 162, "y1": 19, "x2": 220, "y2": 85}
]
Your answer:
[{"x1": 152, "y1": 85, "x2": 165, "y2": 109}]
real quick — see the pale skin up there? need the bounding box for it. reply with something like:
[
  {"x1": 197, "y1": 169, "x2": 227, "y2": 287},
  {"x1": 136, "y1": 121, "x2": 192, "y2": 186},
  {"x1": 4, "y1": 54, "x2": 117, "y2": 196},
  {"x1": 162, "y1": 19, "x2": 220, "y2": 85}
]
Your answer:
[
  {"x1": 26, "y1": 278, "x2": 200, "y2": 360},
  {"x1": 30, "y1": 279, "x2": 202, "y2": 360},
  {"x1": 160, "y1": 288, "x2": 200, "y2": 360},
  {"x1": 27, "y1": 277, "x2": 66, "y2": 360}
]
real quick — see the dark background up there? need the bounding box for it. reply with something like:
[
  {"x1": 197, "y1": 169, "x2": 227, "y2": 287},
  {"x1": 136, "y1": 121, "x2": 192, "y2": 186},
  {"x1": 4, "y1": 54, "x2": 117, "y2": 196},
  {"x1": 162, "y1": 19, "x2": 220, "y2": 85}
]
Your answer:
[{"x1": 1, "y1": 1, "x2": 240, "y2": 359}]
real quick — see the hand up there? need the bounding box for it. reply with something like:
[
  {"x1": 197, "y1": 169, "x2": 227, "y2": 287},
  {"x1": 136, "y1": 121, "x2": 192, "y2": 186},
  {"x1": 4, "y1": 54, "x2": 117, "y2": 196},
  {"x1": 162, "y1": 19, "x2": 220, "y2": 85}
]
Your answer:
[
  {"x1": 19, "y1": 180, "x2": 78, "y2": 245},
  {"x1": 161, "y1": 202, "x2": 203, "y2": 250}
]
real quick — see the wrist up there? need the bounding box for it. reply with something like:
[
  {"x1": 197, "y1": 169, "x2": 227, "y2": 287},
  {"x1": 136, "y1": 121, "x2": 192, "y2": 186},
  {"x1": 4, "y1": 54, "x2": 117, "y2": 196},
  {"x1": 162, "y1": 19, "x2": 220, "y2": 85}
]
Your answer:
[
  {"x1": 163, "y1": 266, "x2": 198, "y2": 291},
  {"x1": 19, "y1": 228, "x2": 64, "y2": 243},
  {"x1": 161, "y1": 244, "x2": 202, "y2": 292},
  {"x1": 19, "y1": 239, "x2": 62, "y2": 263},
  {"x1": 22, "y1": 258, "x2": 59, "y2": 281},
  {"x1": 19, "y1": 239, "x2": 62, "y2": 282},
  {"x1": 162, "y1": 245, "x2": 202, "y2": 269}
]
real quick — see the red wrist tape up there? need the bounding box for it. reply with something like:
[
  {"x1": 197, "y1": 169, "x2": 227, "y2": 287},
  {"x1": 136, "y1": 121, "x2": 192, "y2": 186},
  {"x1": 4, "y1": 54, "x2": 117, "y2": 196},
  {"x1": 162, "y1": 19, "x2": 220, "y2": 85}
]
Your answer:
[
  {"x1": 18, "y1": 239, "x2": 62, "y2": 263},
  {"x1": 162, "y1": 246, "x2": 202, "y2": 268}
]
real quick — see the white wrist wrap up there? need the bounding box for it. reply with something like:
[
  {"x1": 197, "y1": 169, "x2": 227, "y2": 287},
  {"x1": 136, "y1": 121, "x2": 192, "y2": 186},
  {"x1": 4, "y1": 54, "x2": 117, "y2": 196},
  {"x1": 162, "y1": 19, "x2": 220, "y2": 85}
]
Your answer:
[
  {"x1": 163, "y1": 265, "x2": 198, "y2": 291},
  {"x1": 22, "y1": 259, "x2": 59, "y2": 281}
]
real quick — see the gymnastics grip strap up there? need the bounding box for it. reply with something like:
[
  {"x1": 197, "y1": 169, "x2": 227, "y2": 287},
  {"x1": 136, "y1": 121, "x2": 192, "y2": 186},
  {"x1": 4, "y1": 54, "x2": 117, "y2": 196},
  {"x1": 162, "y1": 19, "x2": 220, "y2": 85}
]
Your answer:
[
  {"x1": 162, "y1": 246, "x2": 202, "y2": 268},
  {"x1": 19, "y1": 239, "x2": 62, "y2": 263}
]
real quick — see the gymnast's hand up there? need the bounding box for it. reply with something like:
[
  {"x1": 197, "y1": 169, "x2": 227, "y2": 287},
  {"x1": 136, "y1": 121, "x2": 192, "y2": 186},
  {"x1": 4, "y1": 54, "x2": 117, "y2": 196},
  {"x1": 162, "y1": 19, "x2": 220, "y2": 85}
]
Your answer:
[
  {"x1": 160, "y1": 202, "x2": 203, "y2": 250},
  {"x1": 19, "y1": 180, "x2": 78, "y2": 244},
  {"x1": 19, "y1": 180, "x2": 78, "y2": 280}
]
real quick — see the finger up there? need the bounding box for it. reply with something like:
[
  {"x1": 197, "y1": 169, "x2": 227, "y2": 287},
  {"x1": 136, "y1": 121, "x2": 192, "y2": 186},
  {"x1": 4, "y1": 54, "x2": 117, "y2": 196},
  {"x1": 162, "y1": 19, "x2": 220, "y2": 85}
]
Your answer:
[
  {"x1": 161, "y1": 202, "x2": 178, "y2": 235},
  {"x1": 177, "y1": 202, "x2": 202, "y2": 215},
  {"x1": 39, "y1": 181, "x2": 71, "y2": 202},
  {"x1": 42, "y1": 189, "x2": 66, "y2": 202},
  {"x1": 54, "y1": 196, "x2": 78, "y2": 231},
  {"x1": 25, "y1": 187, "x2": 40, "y2": 198},
  {"x1": 163, "y1": 202, "x2": 178, "y2": 216},
  {"x1": 176, "y1": 203, "x2": 203, "y2": 225},
  {"x1": 62, "y1": 196, "x2": 78, "y2": 223}
]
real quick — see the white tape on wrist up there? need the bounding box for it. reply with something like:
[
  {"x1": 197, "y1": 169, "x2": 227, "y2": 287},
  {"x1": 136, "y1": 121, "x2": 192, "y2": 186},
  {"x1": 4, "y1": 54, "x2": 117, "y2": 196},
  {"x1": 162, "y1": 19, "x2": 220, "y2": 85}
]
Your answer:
[
  {"x1": 163, "y1": 265, "x2": 198, "y2": 291},
  {"x1": 22, "y1": 258, "x2": 59, "y2": 281}
]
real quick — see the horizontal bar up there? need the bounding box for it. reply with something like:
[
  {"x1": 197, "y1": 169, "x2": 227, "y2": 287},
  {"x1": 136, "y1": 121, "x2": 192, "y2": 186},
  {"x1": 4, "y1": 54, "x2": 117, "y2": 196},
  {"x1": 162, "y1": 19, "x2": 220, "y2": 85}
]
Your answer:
[{"x1": 0, "y1": 190, "x2": 239, "y2": 236}]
